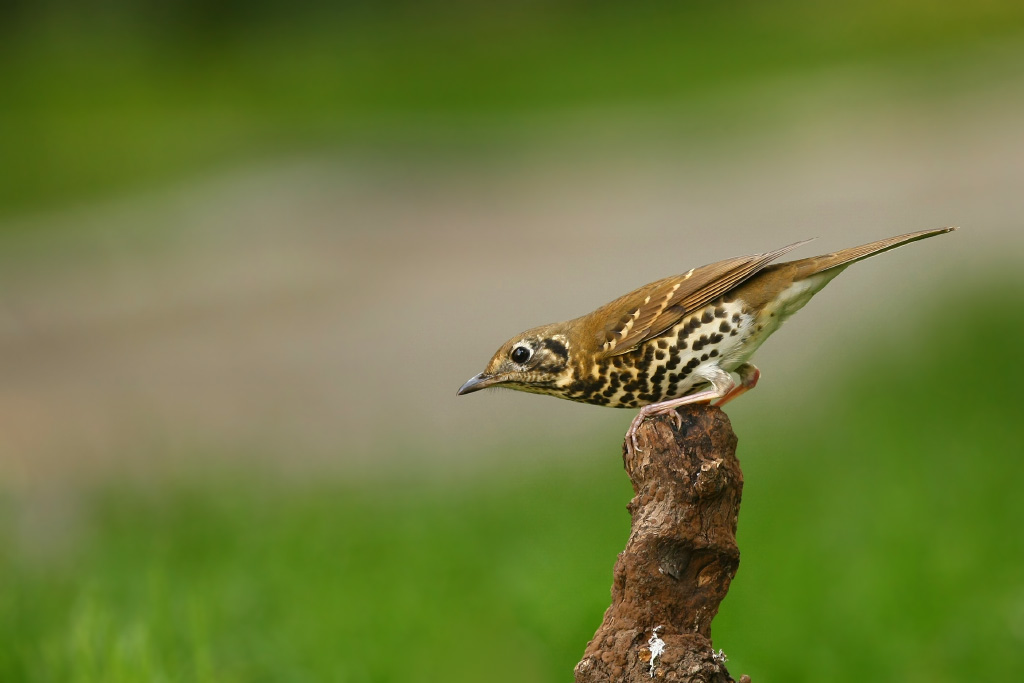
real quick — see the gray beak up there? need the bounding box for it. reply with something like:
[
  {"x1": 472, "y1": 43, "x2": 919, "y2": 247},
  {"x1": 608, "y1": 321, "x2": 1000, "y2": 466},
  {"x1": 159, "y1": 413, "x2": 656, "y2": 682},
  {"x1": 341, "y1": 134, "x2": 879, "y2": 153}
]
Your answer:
[{"x1": 457, "y1": 373, "x2": 500, "y2": 396}]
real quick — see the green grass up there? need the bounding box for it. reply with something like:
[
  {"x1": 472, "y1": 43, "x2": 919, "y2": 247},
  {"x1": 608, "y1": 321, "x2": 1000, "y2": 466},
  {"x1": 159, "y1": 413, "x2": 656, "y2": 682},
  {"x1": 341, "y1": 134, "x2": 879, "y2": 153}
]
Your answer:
[
  {"x1": 2, "y1": 280, "x2": 1023, "y2": 682},
  {"x1": 1, "y1": 467, "x2": 634, "y2": 683},
  {"x1": 2, "y1": 0, "x2": 1024, "y2": 218}
]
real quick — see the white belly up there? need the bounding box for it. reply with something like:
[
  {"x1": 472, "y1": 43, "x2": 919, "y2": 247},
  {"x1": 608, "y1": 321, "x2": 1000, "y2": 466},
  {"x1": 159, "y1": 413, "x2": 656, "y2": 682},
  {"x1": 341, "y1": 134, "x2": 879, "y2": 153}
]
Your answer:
[{"x1": 722, "y1": 271, "x2": 841, "y2": 369}]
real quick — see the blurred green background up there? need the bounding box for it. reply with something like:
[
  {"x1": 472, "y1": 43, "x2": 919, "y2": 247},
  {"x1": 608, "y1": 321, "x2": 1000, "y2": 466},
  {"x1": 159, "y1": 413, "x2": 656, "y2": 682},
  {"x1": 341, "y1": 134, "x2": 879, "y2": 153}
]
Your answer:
[{"x1": 2, "y1": 2, "x2": 1023, "y2": 682}]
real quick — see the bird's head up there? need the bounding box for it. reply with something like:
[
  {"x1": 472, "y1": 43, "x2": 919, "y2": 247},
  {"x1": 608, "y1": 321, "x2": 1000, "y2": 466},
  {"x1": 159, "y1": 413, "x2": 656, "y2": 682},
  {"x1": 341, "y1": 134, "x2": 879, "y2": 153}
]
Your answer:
[{"x1": 457, "y1": 323, "x2": 577, "y2": 397}]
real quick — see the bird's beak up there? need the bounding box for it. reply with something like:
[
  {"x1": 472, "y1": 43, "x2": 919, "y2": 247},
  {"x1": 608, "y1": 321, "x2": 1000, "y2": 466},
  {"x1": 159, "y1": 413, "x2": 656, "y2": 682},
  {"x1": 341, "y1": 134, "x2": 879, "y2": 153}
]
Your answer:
[{"x1": 457, "y1": 373, "x2": 501, "y2": 396}]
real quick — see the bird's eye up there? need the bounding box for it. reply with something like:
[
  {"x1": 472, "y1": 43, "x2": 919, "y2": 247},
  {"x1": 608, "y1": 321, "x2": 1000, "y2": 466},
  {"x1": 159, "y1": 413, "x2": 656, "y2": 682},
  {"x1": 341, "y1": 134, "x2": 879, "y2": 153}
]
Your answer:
[{"x1": 511, "y1": 346, "x2": 532, "y2": 364}]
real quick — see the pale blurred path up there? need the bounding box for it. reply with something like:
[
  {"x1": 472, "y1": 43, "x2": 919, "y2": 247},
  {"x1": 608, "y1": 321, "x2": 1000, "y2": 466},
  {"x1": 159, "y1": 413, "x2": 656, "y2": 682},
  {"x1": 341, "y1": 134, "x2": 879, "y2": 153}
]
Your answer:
[{"x1": 2, "y1": 74, "x2": 1022, "y2": 487}]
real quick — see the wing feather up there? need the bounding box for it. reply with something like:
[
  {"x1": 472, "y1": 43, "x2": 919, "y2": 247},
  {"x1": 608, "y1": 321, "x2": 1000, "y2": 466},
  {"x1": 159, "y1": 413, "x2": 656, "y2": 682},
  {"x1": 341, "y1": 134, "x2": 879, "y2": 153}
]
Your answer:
[{"x1": 597, "y1": 239, "x2": 814, "y2": 356}]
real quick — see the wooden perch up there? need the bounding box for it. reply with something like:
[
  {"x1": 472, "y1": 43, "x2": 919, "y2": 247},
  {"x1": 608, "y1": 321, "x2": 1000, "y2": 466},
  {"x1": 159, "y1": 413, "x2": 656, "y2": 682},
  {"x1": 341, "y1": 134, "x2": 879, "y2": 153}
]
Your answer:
[{"x1": 575, "y1": 405, "x2": 749, "y2": 683}]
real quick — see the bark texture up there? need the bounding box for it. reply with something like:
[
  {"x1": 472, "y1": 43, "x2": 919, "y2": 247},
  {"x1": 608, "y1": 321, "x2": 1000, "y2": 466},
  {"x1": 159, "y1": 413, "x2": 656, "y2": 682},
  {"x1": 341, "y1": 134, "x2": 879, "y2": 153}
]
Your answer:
[{"x1": 575, "y1": 405, "x2": 747, "y2": 683}]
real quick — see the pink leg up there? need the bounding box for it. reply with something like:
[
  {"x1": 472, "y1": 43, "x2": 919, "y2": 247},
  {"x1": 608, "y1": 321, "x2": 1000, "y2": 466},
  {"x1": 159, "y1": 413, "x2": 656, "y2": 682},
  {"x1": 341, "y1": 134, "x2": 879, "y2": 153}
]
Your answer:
[
  {"x1": 714, "y1": 363, "x2": 761, "y2": 407},
  {"x1": 625, "y1": 367, "x2": 735, "y2": 455}
]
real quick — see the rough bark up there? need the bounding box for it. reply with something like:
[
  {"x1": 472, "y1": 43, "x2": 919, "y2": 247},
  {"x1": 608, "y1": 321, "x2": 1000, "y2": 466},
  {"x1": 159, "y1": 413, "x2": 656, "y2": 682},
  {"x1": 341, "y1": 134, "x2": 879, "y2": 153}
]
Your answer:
[{"x1": 575, "y1": 405, "x2": 749, "y2": 683}]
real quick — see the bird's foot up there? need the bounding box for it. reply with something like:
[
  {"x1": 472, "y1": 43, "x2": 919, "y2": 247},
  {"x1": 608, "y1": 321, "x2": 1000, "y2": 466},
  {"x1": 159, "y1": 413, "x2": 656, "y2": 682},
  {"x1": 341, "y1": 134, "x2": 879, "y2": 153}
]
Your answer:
[
  {"x1": 624, "y1": 388, "x2": 724, "y2": 456},
  {"x1": 626, "y1": 411, "x2": 648, "y2": 456}
]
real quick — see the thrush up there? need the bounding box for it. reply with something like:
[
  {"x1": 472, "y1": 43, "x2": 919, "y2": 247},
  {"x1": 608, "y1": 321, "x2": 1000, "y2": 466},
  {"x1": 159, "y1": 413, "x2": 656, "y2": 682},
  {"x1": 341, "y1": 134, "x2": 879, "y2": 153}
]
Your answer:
[{"x1": 457, "y1": 228, "x2": 955, "y2": 453}]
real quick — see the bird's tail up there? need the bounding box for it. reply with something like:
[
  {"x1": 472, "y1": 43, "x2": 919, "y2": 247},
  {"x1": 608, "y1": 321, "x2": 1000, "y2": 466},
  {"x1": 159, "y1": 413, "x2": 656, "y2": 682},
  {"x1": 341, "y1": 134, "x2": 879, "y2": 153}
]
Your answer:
[{"x1": 792, "y1": 227, "x2": 956, "y2": 278}]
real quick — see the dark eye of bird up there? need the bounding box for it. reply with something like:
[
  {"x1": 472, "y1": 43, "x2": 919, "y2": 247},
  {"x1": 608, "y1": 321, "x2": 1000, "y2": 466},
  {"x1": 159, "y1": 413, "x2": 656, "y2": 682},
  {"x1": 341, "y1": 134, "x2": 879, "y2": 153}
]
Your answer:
[{"x1": 511, "y1": 346, "x2": 532, "y2": 364}]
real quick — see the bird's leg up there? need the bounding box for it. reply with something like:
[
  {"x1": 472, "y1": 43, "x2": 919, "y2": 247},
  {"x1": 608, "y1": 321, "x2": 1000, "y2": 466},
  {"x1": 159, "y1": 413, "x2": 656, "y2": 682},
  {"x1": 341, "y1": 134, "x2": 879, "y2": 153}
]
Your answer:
[
  {"x1": 626, "y1": 367, "x2": 735, "y2": 455},
  {"x1": 714, "y1": 363, "x2": 761, "y2": 407}
]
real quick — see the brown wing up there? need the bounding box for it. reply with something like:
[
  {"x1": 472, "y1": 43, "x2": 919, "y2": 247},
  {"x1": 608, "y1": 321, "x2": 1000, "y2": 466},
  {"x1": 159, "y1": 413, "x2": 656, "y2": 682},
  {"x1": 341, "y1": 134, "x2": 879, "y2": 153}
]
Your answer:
[{"x1": 596, "y1": 239, "x2": 814, "y2": 357}]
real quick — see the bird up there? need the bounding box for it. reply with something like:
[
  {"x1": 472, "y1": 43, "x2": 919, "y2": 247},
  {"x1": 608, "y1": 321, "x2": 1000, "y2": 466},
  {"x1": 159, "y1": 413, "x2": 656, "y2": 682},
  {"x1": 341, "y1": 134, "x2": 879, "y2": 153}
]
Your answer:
[{"x1": 457, "y1": 227, "x2": 955, "y2": 453}]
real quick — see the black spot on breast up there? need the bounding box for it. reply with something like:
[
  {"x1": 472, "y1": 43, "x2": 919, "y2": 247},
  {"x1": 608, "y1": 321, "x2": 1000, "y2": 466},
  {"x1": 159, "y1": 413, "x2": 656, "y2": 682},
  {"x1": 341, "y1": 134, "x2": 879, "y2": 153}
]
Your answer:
[
  {"x1": 657, "y1": 339, "x2": 669, "y2": 349},
  {"x1": 655, "y1": 350, "x2": 666, "y2": 361},
  {"x1": 732, "y1": 313, "x2": 741, "y2": 323},
  {"x1": 686, "y1": 358, "x2": 700, "y2": 369},
  {"x1": 676, "y1": 324, "x2": 693, "y2": 346},
  {"x1": 701, "y1": 310, "x2": 714, "y2": 324},
  {"x1": 700, "y1": 353, "x2": 709, "y2": 361},
  {"x1": 709, "y1": 333, "x2": 724, "y2": 344},
  {"x1": 651, "y1": 364, "x2": 667, "y2": 386},
  {"x1": 714, "y1": 306, "x2": 726, "y2": 318},
  {"x1": 567, "y1": 374, "x2": 606, "y2": 402},
  {"x1": 719, "y1": 321, "x2": 731, "y2": 333},
  {"x1": 692, "y1": 335, "x2": 709, "y2": 351},
  {"x1": 709, "y1": 349, "x2": 719, "y2": 357}
]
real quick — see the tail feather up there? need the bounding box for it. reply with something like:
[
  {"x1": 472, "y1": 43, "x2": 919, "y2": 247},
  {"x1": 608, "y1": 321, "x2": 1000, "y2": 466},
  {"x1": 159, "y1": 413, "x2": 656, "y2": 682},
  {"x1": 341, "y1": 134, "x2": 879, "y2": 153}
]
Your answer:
[{"x1": 795, "y1": 227, "x2": 956, "y2": 277}]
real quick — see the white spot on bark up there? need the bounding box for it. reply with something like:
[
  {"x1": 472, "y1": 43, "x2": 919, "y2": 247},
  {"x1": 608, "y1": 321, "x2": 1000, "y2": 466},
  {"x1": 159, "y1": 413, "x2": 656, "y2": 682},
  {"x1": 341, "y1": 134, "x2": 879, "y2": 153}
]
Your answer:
[{"x1": 648, "y1": 626, "x2": 666, "y2": 678}]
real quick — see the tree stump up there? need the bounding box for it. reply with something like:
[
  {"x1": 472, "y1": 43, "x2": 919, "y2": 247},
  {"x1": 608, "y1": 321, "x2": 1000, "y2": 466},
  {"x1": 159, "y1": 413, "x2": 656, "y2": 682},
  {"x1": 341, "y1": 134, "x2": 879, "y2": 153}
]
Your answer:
[{"x1": 575, "y1": 404, "x2": 748, "y2": 683}]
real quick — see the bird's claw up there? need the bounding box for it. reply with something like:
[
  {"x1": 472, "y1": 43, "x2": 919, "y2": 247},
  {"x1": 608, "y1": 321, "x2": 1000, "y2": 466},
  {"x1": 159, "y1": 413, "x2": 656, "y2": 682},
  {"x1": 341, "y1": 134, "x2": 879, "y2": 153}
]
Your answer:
[
  {"x1": 625, "y1": 406, "x2": 686, "y2": 456},
  {"x1": 625, "y1": 411, "x2": 649, "y2": 455}
]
